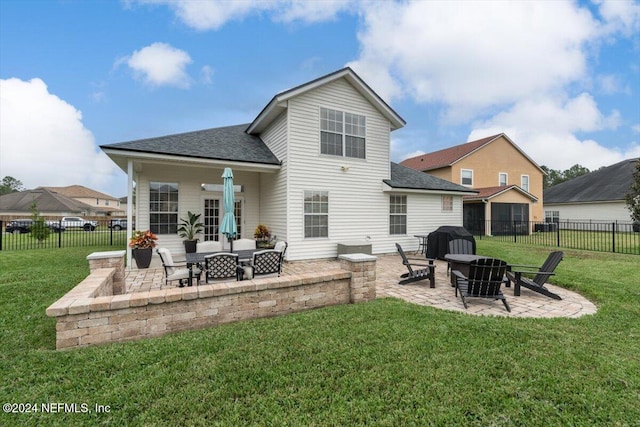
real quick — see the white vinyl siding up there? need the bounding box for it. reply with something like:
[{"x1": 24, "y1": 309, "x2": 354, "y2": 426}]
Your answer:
[
  {"x1": 285, "y1": 78, "x2": 391, "y2": 259},
  {"x1": 543, "y1": 201, "x2": 632, "y2": 223},
  {"x1": 259, "y1": 112, "x2": 288, "y2": 244},
  {"x1": 136, "y1": 165, "x2": 261, "y2": 256}
]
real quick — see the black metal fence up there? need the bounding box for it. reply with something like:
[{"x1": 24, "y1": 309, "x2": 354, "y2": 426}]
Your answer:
[
  {"x1": 0, "y1": 219, "x2": 129, "y2": 251},
  {"x1": 472, "y1": 220, "x2": 640, "y2": 255}
]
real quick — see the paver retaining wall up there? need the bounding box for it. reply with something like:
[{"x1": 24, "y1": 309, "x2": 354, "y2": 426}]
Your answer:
[{"x1": 46, "y1": 251, "x2": 376, "y2": 350}]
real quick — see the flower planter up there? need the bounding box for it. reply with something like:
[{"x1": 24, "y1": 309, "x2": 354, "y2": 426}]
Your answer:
[
  {"x1": 183, "y1": 240, "x2": 197, "y2": 253},
  {"x1": 132, "y1": 248, "x2": 153, "y2": 269}
]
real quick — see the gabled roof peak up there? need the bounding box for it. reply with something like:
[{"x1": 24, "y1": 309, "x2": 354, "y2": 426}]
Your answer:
[{"x1": 247, "y1": 67, "x2": 405, "y2": 134}]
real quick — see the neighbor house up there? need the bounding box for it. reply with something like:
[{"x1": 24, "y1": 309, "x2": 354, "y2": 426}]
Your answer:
[
  {"x1": 0, "y1": 187, "x2": 95, "y2": 217},
  {"x1": 41, "y1": 185, "x2": 123, "y2": 215},
  {"x1": 401, "y1": 134, "x2": 544, "y2": 235},
  {"x1": 101, "y1": 67, "x2": 475, "y2": 262},
  {"x1": 544, "y1": 158, "x2": 639, "y2": 225}
]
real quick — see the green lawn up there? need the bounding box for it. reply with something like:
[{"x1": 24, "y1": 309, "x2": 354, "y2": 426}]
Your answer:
[{"x1": 0, "y1": 242, "x2": 638, "y2": 426}]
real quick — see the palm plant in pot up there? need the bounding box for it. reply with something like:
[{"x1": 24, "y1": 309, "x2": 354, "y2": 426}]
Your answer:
[
  {"x1": 129, "y1": 230, "x2": 158, "y2": 269},
  {"x1": 177, "y1": 211, "x2": 204, "y2": 253}
]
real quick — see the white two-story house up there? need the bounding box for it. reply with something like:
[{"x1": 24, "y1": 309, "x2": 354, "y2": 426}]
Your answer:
[{"x1": 101, "y1": 68, "x2": 475, "y2": 262}]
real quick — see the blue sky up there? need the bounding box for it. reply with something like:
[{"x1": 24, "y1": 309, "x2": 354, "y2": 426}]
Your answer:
[{"x1": 1, "y1": 0, "x2": 639, "y2": 198}]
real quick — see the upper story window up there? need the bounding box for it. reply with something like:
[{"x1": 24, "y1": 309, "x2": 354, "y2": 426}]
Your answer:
[
  {"x1": 150, "y1": 182, "x2": 179, "y2": 234},
  {"x1": 521, "y1": 175, "x2": 530, "y2": 192},
  {"x1": 320, "y1": 107, "x2": 366, "y2": 159},
  {"x1": 461, "y1": 169, "x2": 473, "y2": 186},
  {"x1": 499, "y1": 173, "x2": 508, "y2": 187}
]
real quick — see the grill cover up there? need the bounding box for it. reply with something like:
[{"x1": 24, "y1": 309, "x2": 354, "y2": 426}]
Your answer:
[{"x1": 426, "y1": 226, "x2": 476, "y2": 259}]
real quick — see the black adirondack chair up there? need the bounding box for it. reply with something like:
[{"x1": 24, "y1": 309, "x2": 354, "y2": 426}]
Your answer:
[
  {"x1": 506, "y1": 251, "x2": 564, "y2": 300},
  {"x1": 446, "y1": 238, "x2": 475, "y2": 276},
  {"x1": 452, "y1": 258, "x2": 510, "y2": 312},
  {"x1": 396, "y1": 243, "x2": 436, "y2": 288}
]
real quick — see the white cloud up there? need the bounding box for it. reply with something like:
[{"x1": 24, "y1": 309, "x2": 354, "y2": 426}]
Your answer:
[
  {"x1": 0, "y1": 78, "x2": 121, "y2": 194},
  {"x1": 125, "y1": 42, "x2": 192, "y2": 88},
  {"x1": 468, "y1": 94, "x2": 637, "y2": 170},
  {"x1": 348, "y1": 1, "x2": 597, "y2": 117},
  {"x1": 200, "y1": 65, "x2": 214, "y2": 85},
  {"x1": 129, "y1": 0, "x2": 352, "y2": 30},
  {"x1": 596, "y1": 0, "x2": 640, "y2": 36}
]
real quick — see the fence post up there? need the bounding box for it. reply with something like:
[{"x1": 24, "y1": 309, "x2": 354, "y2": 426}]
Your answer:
[
  {"x1": 0, "y1": 220, "x2": 3, "y2": 251},
  {"x1": 556, "y1": 221, "x2": 561, "y2": 247},
  {"x1": 612, "y1": 222, "x2": 616, "y2": 253},
  {"x1": 513, "y1": 221, "x2": 517, "y2": 243},
  {"x1": 58, "y1": 220, "x2": 62, "y2": 248}
]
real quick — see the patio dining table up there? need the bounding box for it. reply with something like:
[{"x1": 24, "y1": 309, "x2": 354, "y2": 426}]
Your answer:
[{"x1": 185, "y1": 249, "x2": 258, "y2": 286}]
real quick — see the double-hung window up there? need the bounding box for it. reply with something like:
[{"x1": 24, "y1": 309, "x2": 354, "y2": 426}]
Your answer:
[
  {"x1": 521, "y1": 175, "x2": 530, "y2": 192},
  {"x1": 389, "y1": 195, "x2": 407, "y2": 235},
  {"x1": 320, "y1": 107, "x2": 366, "y2": 159},
  {"x1": 499, "y1": 173, "x2": 508, "y2": 187},
  {"x1": 149, "y1": 182, "x2": 179, "y2": 234},
  {"x1": 441, "y1": 195, "x2": 453, "y2": 212},
  {"x1": 304, "y1": 191, "x2": 328, "y2": 238},
  {"x1": 461, "y1": 169, "x2": 473, "y2": 186}
]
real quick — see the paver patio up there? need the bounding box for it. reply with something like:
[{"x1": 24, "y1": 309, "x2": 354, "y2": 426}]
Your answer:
[{"x1": 126, "y1": 254, "x2": 597, "y2": 318}]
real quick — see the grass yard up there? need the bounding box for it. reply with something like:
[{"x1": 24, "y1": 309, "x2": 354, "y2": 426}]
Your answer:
[{"x1": 0, "y1": 242, "x2": 638, "y2": 426}]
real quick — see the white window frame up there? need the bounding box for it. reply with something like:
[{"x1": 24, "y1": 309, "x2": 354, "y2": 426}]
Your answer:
[
  {"x1": 441, "y1": 195, "x2": 453, "y2": 212},
  {"x1": 461, "y1": 169, "x2": 474, "y2": 187},
  {"x1": 149, "y1": 182, "x2": 179, "y2": 235},
  {"x1": 304, "y1": 190, "x2": 329, "y2": 239},
  {"x1": 320, "y1": 107, "x2": 366, "y2": 159},
  {"x1": 499, "y1": 172, "x2": 508, "y2": 187},
  {"x1": 545, "y1": 210, "x2": 560, "y2": 223},
  {"x1": 521, "y1": 175, "x2": 530, "y2": 192},
  {"x1": 389, "y1": 195, "x2": 407, "y2": 235}
]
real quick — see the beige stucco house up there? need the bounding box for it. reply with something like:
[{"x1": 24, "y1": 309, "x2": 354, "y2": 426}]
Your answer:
[
  {"x1": 101, "y1": 68, "x2": 475, "y2": 263},
  {"x1": 401, "y1": 134, "x2": 545, "y2": 235}
]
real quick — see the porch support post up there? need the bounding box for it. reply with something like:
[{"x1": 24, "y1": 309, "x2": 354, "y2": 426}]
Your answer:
[{"x1": 126, "y1": 159, "x2": 134, "y2": 269}]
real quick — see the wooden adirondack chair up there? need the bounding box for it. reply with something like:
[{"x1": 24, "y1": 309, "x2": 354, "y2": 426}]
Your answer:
[
  {"x1": 396, "y1": 243, "x2": 436, "y2": 288},
  {"x1": 452, "y1": 258, "x2": 510, "y2": 312},
  {"x1": 446, "y1": 238, "x2": 475, "y2": 276},
  {"x1": 506, "y1": 251, "x2": 564, "y2": 300}
]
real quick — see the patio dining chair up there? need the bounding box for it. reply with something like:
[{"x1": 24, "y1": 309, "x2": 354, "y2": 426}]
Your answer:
[
  {"x1": 244, "y1": 249, "x2": 283, "y2": 280},
  {"x1": 196, "y1": 240, "x2": 223, "y2": 253},
  {"x1": 157, "y1": 248, "x2": 201, "y2": 287},
  {"x1": 232, "y1": 238, "x2": 257, "y2": 251},
  {"x1": 274, "y1": 240, "x2": 288, "y2": 258},
  {"x1": 396, "y1": 243, "x2": 436, "y2": 288},
  {"x1": 204, "y1": 253, "x2": 241, "y2": 283},
  {"x1": 452, "y1": 258, "x2": 510, "y2": 312},
  {"x1": 506, "y1": 251, "x2": 564, "y2": 300}
]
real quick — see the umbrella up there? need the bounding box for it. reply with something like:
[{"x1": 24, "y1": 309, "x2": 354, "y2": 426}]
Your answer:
[{"x1": 219, "y1": 167, "x2": 237, "y2": 251}]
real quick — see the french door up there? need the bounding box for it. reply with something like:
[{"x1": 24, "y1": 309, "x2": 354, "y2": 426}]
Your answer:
[{"x1": 202, "y1": 198, "x2": 243, "y2": 242}]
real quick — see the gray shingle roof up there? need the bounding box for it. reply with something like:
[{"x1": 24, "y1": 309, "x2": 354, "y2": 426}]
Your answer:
[
  {"x1": 544, "y1": 158, "x2": 639, "y2": 203},
  {"x1": 100, "y1": 124, "x2": 281, "y2": 165},
  {"x1": 384, "y1": 162, "x2": 476, "y2": 193},
  {"x1": 0, "y1": 188, "x2": 92, "y2": 213}
]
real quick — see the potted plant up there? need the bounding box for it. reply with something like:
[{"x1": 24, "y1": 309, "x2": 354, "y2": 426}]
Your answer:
[
  {"x1": 177, "y1": 211, "x2": 204, "y2": 253},
  {"x1": 254, "y1": 224, "x2": 274, "y2": 249},
  {"x1": 129, "y1": 230, "x2": 158, "y2": 269}
]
